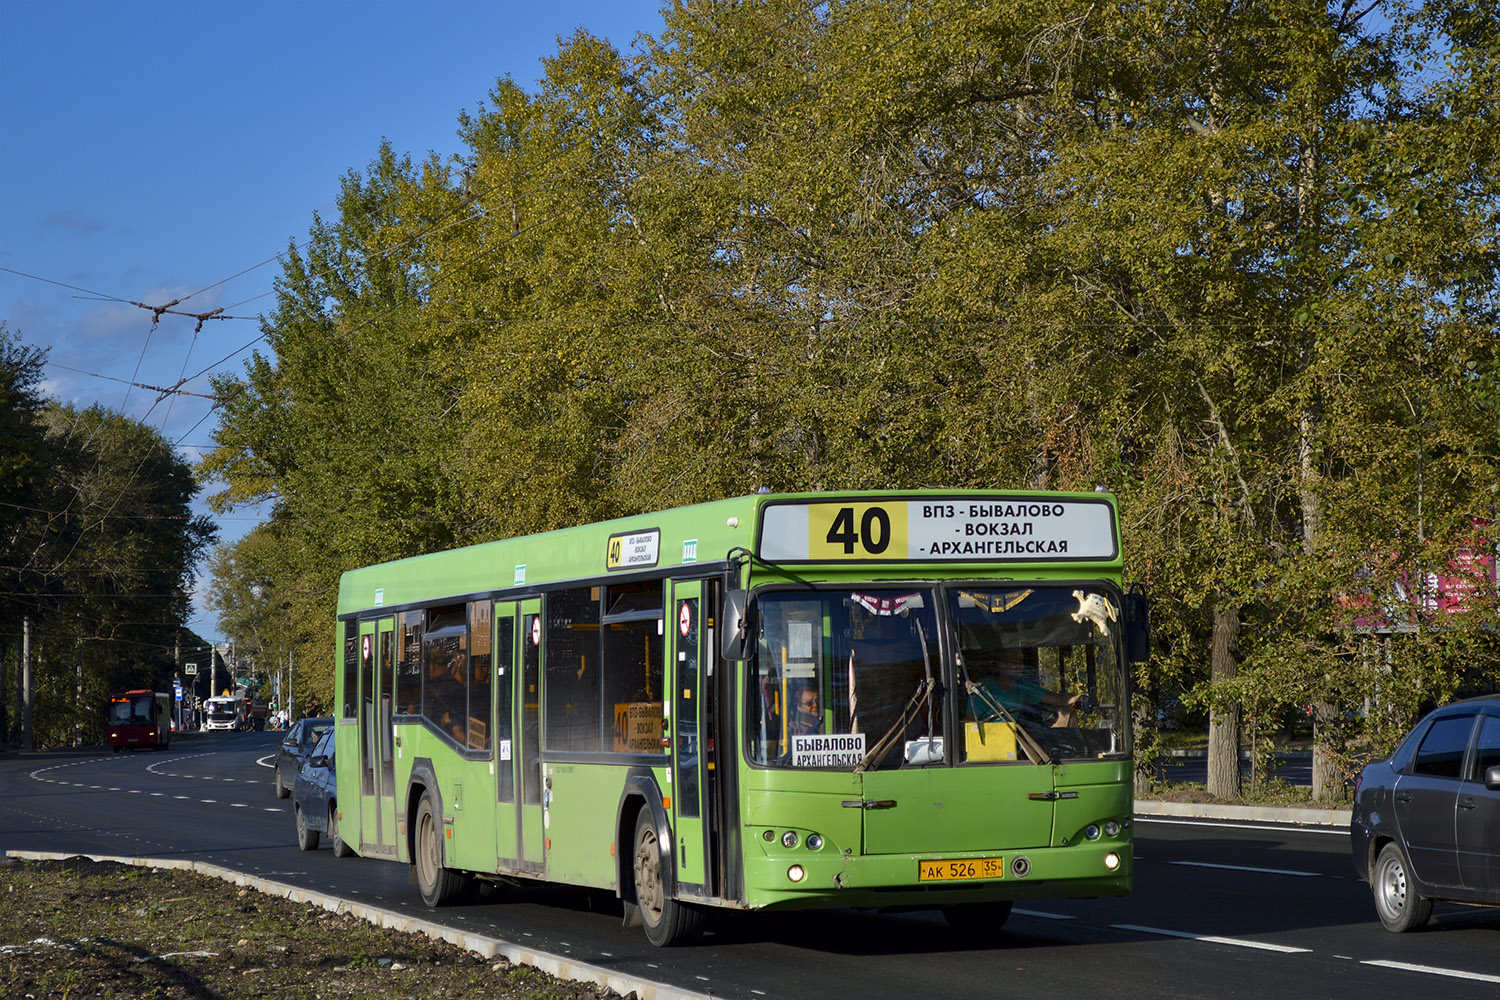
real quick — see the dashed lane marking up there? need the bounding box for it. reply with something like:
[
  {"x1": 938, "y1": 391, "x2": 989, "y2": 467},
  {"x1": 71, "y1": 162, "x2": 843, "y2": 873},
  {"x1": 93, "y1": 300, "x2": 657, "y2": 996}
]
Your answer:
[
  {"x1": 1361, "y1": 960, "x2": 1500, "y2": 985},
  {"x1": 1112, "y1": 924, "x2": 1312, "y2": 954},
  {"x1": 1169, "y1": 860, "x2": 1323, "y2": 878}
]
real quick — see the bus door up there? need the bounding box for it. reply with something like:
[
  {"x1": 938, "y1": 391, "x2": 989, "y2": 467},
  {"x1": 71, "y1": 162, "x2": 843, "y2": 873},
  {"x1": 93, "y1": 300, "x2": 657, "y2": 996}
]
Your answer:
[
  {"x1": 669, "y1": 581, "x2": 714, "y2": 895},
  {"x1": 358, "y1": 617, "x2": 400, "y2": 857},
  {"x1": 853, "y1": 607, "x2": 1055, "y2": 859},
  {"x1": 492, "y1": 602, "x2": 520, "y2": 865},
  {"x1": 515, "y1": 599, "x2": 545, "y2": 872}
]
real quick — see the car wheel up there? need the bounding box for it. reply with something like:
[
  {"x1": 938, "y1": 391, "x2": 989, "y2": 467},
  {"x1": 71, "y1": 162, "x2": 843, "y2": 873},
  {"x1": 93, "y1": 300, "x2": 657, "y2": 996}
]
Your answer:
[
  {"x1": 330, "y1": 802, "x2": 354, "y2": 858},
  {"x1": 274, "y1": 767, "x2": 290, "y2": 800},
  {"x1": 632, "y1": 810, "x2": 703, "y2": 946},
  {"x1": 295, "y1": 803, "x2": 319, "y2": 851},
  {"x1": 1373, "y1": 841, "x2": 1432, "y2": 932},
  {"x1": 414, "y1": 789, "x2": 470, "y2": 907}
]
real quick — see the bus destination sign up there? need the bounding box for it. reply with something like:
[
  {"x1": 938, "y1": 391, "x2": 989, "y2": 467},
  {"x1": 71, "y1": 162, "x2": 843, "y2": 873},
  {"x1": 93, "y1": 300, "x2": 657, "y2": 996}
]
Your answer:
[
  {"x1": 758, "y1": 498, "x2": 1118, "y2": 563},
  {"x1": 606, "y1": 529, "x2": 661, "y2": 571}
]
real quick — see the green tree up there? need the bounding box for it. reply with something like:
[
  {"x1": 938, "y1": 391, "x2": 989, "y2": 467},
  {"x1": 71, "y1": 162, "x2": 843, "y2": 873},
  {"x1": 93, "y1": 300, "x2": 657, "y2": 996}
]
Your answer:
[
  {"x1": 197, "y1": 1, "x2": 1497, "y2": 793},
  {"x1": 0, "y1": 325, "x2": 50, "y2": 742},
  {"x1": 10, "y1": 401, "x2": 215, "y2": 746},
  {"x1": 203, "y1": 143, "x2": 467, "y2": 683}
]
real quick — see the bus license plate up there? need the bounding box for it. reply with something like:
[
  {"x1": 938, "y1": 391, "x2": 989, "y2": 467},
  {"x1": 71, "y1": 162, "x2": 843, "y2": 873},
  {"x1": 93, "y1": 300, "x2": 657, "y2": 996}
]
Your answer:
[{"x1": 918, "y1": 857, "x2": 1004, "y2": 882}]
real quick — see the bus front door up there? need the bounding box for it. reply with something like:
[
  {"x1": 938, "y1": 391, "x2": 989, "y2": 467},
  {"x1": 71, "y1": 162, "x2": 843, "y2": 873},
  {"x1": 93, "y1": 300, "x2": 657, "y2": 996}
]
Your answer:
[{"x1": 672, "y1": 581, "x2": 711, "y2": 893}]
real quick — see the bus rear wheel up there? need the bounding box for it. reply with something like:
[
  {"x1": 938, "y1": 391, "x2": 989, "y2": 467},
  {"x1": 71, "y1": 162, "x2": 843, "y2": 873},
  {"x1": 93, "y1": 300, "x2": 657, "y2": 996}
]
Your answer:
[
  {"x1": 632, "y1": 810, "x2": 703, "y2": 947},
  {"x1": 414, "y1": 790, "x2": 470, "y2": 907}
]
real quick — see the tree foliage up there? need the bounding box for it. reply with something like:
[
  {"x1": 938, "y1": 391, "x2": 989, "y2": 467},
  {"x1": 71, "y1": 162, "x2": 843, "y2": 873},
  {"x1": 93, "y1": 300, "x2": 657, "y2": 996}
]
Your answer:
[
  {"x1": 1, "y1": 325, "x2": 217, "y2": 746},
  {"x1": 202, "y1": 1, "x2": 1499, "y2": 796}
]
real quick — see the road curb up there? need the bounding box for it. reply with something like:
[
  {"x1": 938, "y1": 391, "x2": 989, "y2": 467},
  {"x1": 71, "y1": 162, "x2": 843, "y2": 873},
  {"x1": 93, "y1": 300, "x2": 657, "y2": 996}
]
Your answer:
[
  {"x1": 4, "y1": 850, "x2": 710, "y2": 1000},
  {"x1": 1136, "y1": 799, "x2": 1351, "y2": 827}
]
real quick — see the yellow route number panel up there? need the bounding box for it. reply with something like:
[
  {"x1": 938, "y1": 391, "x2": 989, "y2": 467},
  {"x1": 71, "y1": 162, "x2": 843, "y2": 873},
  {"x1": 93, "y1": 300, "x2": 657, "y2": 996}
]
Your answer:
[{"x1": 807, "y1": 502, "x2": 908, "y2": 560}]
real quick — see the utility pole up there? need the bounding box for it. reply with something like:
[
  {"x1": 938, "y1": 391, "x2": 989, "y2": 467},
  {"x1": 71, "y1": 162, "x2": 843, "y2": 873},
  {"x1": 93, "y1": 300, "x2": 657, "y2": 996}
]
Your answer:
[{"x1": 22, "y1": 616, "x2": 33, "y2": 752}]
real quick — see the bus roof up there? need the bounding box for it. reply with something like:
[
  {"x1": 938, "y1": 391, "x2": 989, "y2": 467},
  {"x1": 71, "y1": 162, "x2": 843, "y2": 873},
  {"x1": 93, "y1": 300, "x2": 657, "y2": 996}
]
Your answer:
[{"x1": 336, "y1": 490, "x2": 1122, "y2": 616}]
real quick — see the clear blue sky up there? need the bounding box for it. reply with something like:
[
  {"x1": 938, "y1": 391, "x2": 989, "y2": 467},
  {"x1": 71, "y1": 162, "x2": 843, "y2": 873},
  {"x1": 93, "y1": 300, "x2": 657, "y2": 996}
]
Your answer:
[{"x1": 1, "y1": 0, "x2": 666, "y2": 643}]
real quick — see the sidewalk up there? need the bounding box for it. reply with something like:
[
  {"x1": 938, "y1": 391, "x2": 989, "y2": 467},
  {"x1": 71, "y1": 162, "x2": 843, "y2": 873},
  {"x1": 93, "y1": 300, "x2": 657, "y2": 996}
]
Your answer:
[{"x1": 1136, "y1": 798, "x2": 1350, "y2": 828}]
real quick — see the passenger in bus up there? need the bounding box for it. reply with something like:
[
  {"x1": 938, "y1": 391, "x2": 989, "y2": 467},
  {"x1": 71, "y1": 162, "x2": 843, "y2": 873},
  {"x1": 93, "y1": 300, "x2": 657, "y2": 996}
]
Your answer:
[
  {"x1": 425, "y1": 649, "x2": 470, "y2": 743},
  {"x1": 969, "y1": 651, "x2": 1080, "y2": 727},
  {"x1": 787, "y1": 684, "x2": 822, "y2": 737}
]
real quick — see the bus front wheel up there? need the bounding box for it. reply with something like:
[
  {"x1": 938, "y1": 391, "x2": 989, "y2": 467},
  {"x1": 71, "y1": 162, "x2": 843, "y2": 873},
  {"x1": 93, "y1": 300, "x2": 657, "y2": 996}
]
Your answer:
[
  {"x1": 414, "y1": 790, "x2": 470, "y2": 907},
  {"x1": 632, "y1": 810, "x2": 703, "y2": 946},
  {"x1": 942, "y1": 899, "x2": 1014, "y2": 936}
]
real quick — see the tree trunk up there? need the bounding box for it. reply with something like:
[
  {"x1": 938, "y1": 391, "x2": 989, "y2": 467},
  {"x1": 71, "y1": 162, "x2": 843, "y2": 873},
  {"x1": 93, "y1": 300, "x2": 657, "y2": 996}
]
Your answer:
[
  {"x1": 1206, "y1": 601, "x2": 1241, "y2": 798},
  {"x1": 1132, "y1": 696, "x2": 1156, "y2": 796},
  {"x1": 1311, "y1": 701, "x2": 1341, "y2": 802}
]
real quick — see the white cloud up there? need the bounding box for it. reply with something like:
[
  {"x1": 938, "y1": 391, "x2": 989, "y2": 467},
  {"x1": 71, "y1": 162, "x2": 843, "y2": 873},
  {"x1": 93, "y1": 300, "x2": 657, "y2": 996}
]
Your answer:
[{"x1": 40, "y1": 208, "x2": 110, "y2": 236}]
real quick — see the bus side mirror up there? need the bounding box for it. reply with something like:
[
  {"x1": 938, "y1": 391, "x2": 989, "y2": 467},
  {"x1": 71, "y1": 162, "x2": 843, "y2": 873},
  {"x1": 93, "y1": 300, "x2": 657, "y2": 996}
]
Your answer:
[
  {"x1": 1124, "y1": 587, "x2": 1150, "y2": 665},
  {"x1": 721, "y1": 590, "x2": 751, "y2": 661}
]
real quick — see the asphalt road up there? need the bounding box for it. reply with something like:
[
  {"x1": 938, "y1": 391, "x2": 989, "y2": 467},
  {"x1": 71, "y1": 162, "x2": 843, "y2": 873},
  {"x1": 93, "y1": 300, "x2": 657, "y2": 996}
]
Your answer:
[
  {"x1": 2, "y1": 731, "x2": 1497, "y2": 1000},
  {"x1": 1154, "y1": 751, "x2": 1315, "y2": 786}
]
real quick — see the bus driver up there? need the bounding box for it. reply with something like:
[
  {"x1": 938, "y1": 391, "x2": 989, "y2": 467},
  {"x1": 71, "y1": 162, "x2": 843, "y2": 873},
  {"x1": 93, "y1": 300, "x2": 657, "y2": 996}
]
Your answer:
[{"x1": 970, "y1": 650, "x2": 1080, "y2": 727}]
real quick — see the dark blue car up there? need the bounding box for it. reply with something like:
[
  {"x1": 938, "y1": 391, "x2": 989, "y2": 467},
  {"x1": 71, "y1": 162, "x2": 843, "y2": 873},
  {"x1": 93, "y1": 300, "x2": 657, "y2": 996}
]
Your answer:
[
  {"x1": 273, "y1": 716, "x2": 333, "y2": 799},
  {"x1": 293, "y1": 728, "x2": 354, "y2": 857},
  {"x1": 1350, "y1": 694, "x2": 1500, "y2": 930}
]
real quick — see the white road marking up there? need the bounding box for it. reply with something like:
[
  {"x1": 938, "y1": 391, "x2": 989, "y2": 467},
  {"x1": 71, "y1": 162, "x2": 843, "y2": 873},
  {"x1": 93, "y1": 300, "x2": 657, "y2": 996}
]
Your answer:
[
  {"x1": 1112, "y1": 924, "x2": 1311, "y2": 954},
  {"x1": 1361, "y1": 960, "x2": 1500, "y2": 985},
  {"x1": 1135, "y1": 816, "x2": 1347, "y2": 836},
  {"x1": 1170, "y1": 860, "x2": 1322, "y2": 878},
  {"x1": 1014, "y1": 908, "x2": 1075, "y2": 920}
]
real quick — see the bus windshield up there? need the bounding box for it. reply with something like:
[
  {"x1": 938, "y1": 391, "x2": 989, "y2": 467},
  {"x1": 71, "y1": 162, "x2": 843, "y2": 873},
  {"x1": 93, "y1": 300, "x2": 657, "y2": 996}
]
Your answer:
[
  {"x1": 746, "y1": 584, "x2": 1128, "y2": 769},
  {"x1": 109, "y1": 694, "x2": 152, "y2": 724}
]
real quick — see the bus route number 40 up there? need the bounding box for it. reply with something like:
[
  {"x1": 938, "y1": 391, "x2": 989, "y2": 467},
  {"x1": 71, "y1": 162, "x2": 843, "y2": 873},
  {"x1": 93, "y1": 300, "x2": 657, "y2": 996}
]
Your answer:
[{"x1": 824, "y1": 505, "x2": 892, "y2": 556}]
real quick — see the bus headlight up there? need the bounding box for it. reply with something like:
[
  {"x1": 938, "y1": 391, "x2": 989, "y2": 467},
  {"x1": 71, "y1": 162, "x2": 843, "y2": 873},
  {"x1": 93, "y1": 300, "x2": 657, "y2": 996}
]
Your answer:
[
  {"x1": 1084, "y1": 824, "x2": 1101, "y2": 840},
  {"x1": 1104, "y1": 852, "x2": 1121, "y2": 871},
  {"x1": 1104, "y1": 819, "x2": 1121, "y2": 837},
  {"x1": 788, "y1": 864, "x2": 806, "y2": 883},
  {"x1": 781, "y1": 831, "x2": 799, "y2": 849},
  {"x1": 805, "y1": 834, "x2": 823, "y2": 851}
]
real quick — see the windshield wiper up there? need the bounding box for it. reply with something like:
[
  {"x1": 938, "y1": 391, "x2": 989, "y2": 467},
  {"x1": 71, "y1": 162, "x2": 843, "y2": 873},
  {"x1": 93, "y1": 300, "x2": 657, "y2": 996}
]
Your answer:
[
  {"x1": 855, "y1": 619, "x2": 942, "y2": 773},
  {"x1": 854, "y1": 676, "x2": 936, "y2": 773}
]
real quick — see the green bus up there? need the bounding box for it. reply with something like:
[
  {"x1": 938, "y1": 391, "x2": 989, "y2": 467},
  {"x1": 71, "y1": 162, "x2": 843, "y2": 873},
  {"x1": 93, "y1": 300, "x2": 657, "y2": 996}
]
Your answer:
[{"x1": 332, "y1": 490, "x2": 1147, "y2": 945}]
